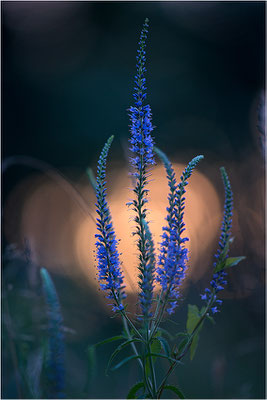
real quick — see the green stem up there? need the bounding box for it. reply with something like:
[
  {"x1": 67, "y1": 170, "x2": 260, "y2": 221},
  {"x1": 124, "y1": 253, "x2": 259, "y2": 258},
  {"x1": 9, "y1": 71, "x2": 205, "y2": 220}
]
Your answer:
[
  {"x1": 122, "y1": 315, "x2": 143, "y2": 371},
  {"x1": 150, "y1": 289, "x2": 163, "y2": 333},
  {"x1": 142, "y1": 352, "x2": 153, "y2": 398},
  {"x1": 149, "y1": 284, "x2": 171, "y2": 341},
  {"x1": 146, "y1": 323, "x2": 157, "y2": 398},
  {"x1": 111, "y1": 288, "x2": 143, "y2": 341},
  {"x1": 121, "y1": 307, "x2": 154, "y2": 397}
]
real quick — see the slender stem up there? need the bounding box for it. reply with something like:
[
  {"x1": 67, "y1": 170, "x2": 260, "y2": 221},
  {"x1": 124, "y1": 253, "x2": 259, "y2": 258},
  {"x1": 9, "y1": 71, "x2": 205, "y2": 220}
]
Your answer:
[
  {"x1": 121, "y1": 310, "x2": 144, "y2": 341},
  {"x1": 146, "y1": 323, "x2": 157, "y2": 398},
  {"x1": 157, "y1": 361, "x2": 177, "y2": 399},
  {"x1": 122, "y1": 315, "x2": 143, "y2": 370},
  {"x1": 149, "y1": 284, "x2": 171, "y2": 341},
  {"x1": 142, "y1": 352, "x2": 153, "y2": 398},
  {"x1": 150, "y1": 289, "x2": 163, "y2": 333},
  {"x1": 111, "y1": 288, "x2": 143, "y2": 341},
  {"x1": 121, "y1": 305, "x2": 154, "y2": 397}
]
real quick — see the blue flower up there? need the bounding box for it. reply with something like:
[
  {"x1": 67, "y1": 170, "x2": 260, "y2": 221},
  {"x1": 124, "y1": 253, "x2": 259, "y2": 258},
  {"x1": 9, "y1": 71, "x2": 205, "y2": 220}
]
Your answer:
[
  {"x1": 127, "y1": 18, "x2": 156, "y2": 320},
  {"x1": 211, "y1": 307, "x2": 219, "y2": 314},
  {"x1": 201, "y1": 167, "x2": 233, "y2": 310},
  {"x1": 155, "y1": 148, "x2": 203, "y2": 314},
  {"x1": 95, "y1": 136, "x2": 126, "y2": 312},
  {"x1": 129, "y1": 17, "x2": 155, "y2": 173}
]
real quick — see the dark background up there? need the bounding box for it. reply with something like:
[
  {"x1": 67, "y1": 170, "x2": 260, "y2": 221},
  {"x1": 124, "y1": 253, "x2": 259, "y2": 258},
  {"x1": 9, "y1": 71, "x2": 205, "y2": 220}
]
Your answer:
[{"x1": 2, "y1": 1, "x2": 265, "y2": 399}]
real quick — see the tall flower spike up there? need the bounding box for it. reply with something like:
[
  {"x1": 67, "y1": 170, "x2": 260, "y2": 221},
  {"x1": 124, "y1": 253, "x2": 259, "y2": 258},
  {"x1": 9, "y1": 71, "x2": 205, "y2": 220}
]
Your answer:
[
  {"x1": 95, "y1": 136, "x2": 126, "y2": 312},
  {"x1": 201, "y1": 167, "x2": 233, "y2": 313},
  {"x1": 128, "y1": 18, "x2": 155, "y2": 319},
  {"x1": 40, "y1": 268, "x2": 65, "y2": 399},
  {"x1": 129, "y1": 17, "x2": 155, "y2": 173},
  {"x1": 155, "y1": 148, "x2": 204, "y2": 314}
]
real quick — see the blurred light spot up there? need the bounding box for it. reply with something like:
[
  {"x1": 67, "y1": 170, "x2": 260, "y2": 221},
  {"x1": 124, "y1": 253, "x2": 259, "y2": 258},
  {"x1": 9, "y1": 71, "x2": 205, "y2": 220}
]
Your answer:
[
  {"x1": 4, "y1": 164, "x2": 221, "y2": 298},
  {"x1": 76, "y1": 164, "x2": 221, "y2": 293}
]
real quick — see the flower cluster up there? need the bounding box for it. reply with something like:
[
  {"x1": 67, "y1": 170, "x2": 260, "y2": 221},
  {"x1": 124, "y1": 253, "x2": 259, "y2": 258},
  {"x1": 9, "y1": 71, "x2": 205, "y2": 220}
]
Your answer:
[
  {"x1": 156, "y1": 149, "x2": 204, "y2": 314},
  {"x1": 93, "y1": 19, "x2": 236, "y2": 326},
  {"x1": 91, "y1": 20, "x2": 245, "y2": 399},
  {"x1": 95, "y1": 136, "x2": 126, "y2": 312},
  {"x1": 201, "y1": 167, "x2": 233, "y2": 313},
  {"x1": 129, "y1": 17, "x2": 155, "y2": 173},
  {"x1": 128, "y1": 18, "x2": 156, "y2": 320}
]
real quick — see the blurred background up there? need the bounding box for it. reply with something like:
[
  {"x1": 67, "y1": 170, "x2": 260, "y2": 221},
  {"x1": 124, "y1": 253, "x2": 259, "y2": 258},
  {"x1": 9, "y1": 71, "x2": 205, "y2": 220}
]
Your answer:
[{"x1": 2, "y1": 1, "x2": 265, "y2": 398}]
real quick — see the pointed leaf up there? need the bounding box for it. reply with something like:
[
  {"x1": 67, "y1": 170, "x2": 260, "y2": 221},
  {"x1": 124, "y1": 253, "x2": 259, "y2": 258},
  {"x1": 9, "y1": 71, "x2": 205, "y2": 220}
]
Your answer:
[
  {"x1": 215, "y1": 256, "x2": 246, "y2": 272},
  {"x1": 145, "y1": 338, "x2": 162, "y2": 375},
  {"x1": 175, "y1": 332, "x2": 189, "y2": 339},
  {"x1": 190, "y1": 319, "x2": 204, "y2": 361},
  {"x1": 111, "y1": 354, "x2": 141, "y2": 371},
  {"x1": 127, "y1": 382, "x2": 145, "y2": 399},
  {"x1": 225, "y1": 256, "x2": 246, "y2": 268},
  {"x1": 190, "y1": 334, "x2": 199, "y2": 361},
  {"x1": 157, "y1": 336, "x2": 171, "y2": 357},
  {"x1": 178, "y1": 338, "x2": 188, "y2": 353},
  {"x1": 150, "y1": 338, "x2": 162, "y2": 360},
  {"x1": 162, "y1": 384, "x2": 185, "y2": 399},
  {"x1": 147, "y1": 353, "x2": 181, "y2": 364},
  {"x1": 186, "y1": 305, "x2": 200, "y2": 334},
  {"x1": 95, "y1": 335, "x2": 125, "y2": 347},
  {"x1": 105, "y1": 338, "x2": 142, "y2": 375}
]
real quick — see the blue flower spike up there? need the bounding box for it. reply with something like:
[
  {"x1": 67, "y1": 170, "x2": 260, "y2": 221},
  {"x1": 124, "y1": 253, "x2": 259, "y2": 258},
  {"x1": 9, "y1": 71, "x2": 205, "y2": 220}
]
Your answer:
[
  {"x1": 95, "y1": 135, "x2": 126, "y2": 312},
  {"x1": 128, "y1": 18, "x2": 156, "y2": 320},
  {"x1": 201, "y1": 167, "x2": 233, "y2": 312},
  {"x1": 129, "y1": 17, "x2": 155, "y2": 173},
  {"x1": 155, "y1": 148, "x2": 204, "y2": 314}
]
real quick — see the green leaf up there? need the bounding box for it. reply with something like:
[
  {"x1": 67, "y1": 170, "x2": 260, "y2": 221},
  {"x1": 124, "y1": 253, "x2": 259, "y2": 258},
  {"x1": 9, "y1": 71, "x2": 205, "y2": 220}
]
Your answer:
[
  {"x1": 186, "y1": 305, "x2": 205, "y2": 360},
  {"x1": 190, "y1": 334, "x2": 199, "y2": 361},
  {"x1": 162, "y1": 384, "x2": 185, "y2": 399},
  {"x1": 105, "y1": 338, "x2": 142, "y2": 375},
  {"x1": 215, "y1": 256, "x2": 246, "y2": 273},
  {"x1": 186, "y1": 305, "x2": 200, "y2": 334},
  {"x1": 147, "y1": 353, "x2": 181, "y2": 364},
  {"x1": 145, "y1": 338, "x2": 162, "y2": 375},
  {"x1": 225, "y1": 256, "x2": 246, "y2": 268},
  {"x1": 150, "y1": 338, "x2": 162, "y2": 360},
  {"x1": 175, "y1": 332, "x2": 189, "y2": 339},
  {"x1": 178, "y1": 338, "x2": 188, "y2": 353},
  {"x1": 111, "y1": 355, "x2": 141, "y2": 371},
  {"x1": 127, "y1": 382, "x2": 145, "y2": 399},
  {"x1": 157, "y1": 336, "x2": 171, "y2": 357},
  {"x1": 214, "y1": 261, "x2": 225, "y2": 273},
  {"x1": 95, "y1": 335, "x2": 125, "y2": 347}
]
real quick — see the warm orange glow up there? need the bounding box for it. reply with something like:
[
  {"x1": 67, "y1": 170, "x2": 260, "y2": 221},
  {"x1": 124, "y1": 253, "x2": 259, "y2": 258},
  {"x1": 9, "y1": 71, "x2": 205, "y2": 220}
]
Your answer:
[
  {"x1": 75, "y1": 163, "x2": 221, "y2": 293},
  {"x1": 4, "y1": 163, "x2": 221, "y2": 297}
]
